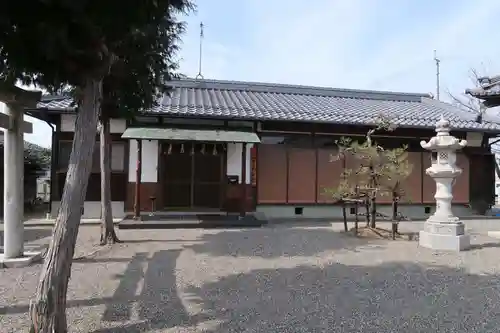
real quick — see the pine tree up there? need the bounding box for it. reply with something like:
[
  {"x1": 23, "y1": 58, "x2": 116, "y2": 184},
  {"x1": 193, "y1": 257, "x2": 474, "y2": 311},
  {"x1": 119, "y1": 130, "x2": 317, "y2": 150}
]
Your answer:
[
  {"x1": 0, "y1": 1, "x2": 193, "y2": 331},
  {"x1": 326, "y1": 116, "x2": 412, "y2": 234}
]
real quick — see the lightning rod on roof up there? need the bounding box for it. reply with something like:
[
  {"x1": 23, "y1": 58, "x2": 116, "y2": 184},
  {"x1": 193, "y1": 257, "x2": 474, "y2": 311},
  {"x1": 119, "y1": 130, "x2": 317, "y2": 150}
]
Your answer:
[
  {"x1": 434, "y1": 50, "x2": 441, "y2": 100},
  {"x1": 196, "y1": 22, "x2": 205, "y2": 80}
]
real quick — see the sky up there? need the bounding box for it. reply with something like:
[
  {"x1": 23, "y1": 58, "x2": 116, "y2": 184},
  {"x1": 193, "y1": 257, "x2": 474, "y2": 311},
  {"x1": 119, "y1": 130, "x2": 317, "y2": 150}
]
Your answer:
[{"x1": 20, "y1": 0, "x2": 500, "y2": 148}]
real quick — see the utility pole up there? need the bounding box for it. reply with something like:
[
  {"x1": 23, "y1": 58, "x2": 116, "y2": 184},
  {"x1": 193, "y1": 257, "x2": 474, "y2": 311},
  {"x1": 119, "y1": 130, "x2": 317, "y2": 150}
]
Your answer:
[
  {"x1": 196, "y1": 22, "x2": 204, "y2": 80},
  {"x1": 434, "y1": 50, "x2": 441, "y2": 100}
]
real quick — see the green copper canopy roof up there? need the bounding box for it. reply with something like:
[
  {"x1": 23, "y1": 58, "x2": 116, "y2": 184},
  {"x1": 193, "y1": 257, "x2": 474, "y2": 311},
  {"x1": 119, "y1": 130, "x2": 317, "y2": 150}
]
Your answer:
[{"x1": 121, "y1": 127, "x2": 260, "y2": 143}]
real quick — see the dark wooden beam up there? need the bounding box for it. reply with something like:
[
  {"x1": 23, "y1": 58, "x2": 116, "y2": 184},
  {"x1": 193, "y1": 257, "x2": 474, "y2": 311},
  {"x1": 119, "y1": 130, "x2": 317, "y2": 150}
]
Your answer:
[
  {"x1": 240, "y1": 143, "x2": 247, "y2": 217},
  {"x1": 134, "y1": 139, "x2": 142, "y2": 219}
]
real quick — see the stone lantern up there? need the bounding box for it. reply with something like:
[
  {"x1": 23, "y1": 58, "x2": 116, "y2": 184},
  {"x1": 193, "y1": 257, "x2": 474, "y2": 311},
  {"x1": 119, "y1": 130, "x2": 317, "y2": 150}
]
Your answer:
[{"x1": 419, "y1": 116, "x2": 470, "y2": 251}]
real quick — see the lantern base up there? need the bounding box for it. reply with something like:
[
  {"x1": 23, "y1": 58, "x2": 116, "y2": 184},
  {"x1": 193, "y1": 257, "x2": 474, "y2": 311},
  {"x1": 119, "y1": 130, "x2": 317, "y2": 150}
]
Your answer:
[{"x1": 419, "y1": 227, "x2": 470, "y2": 252}]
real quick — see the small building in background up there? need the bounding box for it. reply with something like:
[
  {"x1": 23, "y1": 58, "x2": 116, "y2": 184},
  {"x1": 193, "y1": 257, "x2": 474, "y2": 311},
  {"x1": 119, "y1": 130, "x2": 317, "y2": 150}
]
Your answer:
[
  {"x1": 466, "y1": 75, "x2": 500, "y2": 208},
  {"x1": 36, "y1": 170, "x2": 51, "y2": 203},
  {"x1": 28, "y1": 78, "x2": 500, "y2": 220}
]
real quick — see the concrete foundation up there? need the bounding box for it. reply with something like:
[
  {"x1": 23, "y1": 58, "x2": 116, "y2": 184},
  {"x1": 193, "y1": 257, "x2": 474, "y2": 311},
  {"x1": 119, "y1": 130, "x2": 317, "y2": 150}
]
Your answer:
[
  {"x1": 256, "y1": 204, "x2": 476, "y2": 221},
  {"x1": 487, "y1": 231, "x2": 500, "y2": 239},
  {"x1": 0, "y1": 248, "x2": 43, "y2": 268},
  {"x1": 419, "y1": 221, "x2": 471, "y2": 251}
]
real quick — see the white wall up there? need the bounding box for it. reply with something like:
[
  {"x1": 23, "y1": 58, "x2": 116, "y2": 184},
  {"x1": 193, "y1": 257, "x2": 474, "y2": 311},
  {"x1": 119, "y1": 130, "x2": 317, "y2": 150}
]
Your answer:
[
  {"x1": 128, "y1": 139, "x2": 158, "y2": 182},
  {"x1": 226, "y1": 143, "x2": 252, "y2": 184},
  {"x1": 54, "y1": 115, "x2": 128, "y2": 219},
  {"x1": 60, "y1": 114, "x2": 126, "y2": 133},
  {"x1": 51, "y1": 201, "x2": 125, "y2": 219}
]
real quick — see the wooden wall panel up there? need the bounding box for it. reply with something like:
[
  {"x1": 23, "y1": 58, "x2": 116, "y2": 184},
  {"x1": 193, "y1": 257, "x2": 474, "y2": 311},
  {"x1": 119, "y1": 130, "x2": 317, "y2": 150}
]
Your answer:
[
  {"x1": 56, "y1": 172, "x2": 127, "y2": 201},
  {"x1": 400, "y1": 152, "x2": 423, "y2": 204},
  {"x1": 344, "y1": 151, "x2": 360, "y2": 173},
  {"x1": 287, "y1": 148, "x2": 316, "y2": 203},
  {"x1": 125, "y1": 182, "x2": 159, "y2": 212},
  {"x1": 453, "y1": 153, "x2": 469, "y2": 203},
  {"x1": 316, "y1": 149, "x2": 343, "y2": 203},
  {"x1": 422, "y1": 152, "x2": 435, "y2": 203},
  {"x1": 257, "y1": 145, "x2": 287, "y2": 203},
  {"x1": 469, "y1": 154, "x2": 495, "y2": 209}
]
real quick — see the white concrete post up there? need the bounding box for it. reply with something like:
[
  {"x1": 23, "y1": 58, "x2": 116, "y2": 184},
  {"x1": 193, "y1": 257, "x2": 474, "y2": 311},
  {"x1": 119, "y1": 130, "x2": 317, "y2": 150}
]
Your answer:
[
  {"x1": 3, "y1": 104, "x2": 24, "y2": 258},
  {"x1": 17, "y1": 108, "x2": 24, "y2": 235},
  {"x1": 419, "y1": 116, "x2": 470, "y2": 251}
]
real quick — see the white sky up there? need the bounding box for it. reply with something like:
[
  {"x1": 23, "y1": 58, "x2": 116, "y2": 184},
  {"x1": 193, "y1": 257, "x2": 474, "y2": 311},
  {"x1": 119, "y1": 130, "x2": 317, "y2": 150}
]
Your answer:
[{"x1": 10, "y1": 0, "x2": 500, "y2": 148}]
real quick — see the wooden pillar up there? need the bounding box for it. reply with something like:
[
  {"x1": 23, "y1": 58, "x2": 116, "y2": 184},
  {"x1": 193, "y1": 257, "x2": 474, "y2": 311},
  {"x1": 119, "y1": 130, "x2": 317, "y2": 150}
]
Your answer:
[
  {"x1": 134, "y1": 139, "x2": 142, "y2": 219},
  {"x1": 240, "y1": 142, "x2": 247, "y2": 217}
]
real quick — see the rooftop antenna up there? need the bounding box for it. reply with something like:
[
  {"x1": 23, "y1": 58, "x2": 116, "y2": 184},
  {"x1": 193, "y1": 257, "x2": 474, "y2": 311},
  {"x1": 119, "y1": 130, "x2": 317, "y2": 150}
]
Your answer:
[
  {"x1": 434, "y1": 50, "x2": 441, "y2": 100},
  {"x1": 195, "y1": 22, "x2": 204, "y2": 80}
]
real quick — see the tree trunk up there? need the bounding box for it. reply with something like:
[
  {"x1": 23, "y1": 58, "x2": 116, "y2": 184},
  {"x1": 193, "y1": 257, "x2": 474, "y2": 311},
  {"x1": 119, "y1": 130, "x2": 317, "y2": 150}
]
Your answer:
[
  {"x1": 392, "y1": 191, "x2": 399, "y2": 235},
  {"x1": 29, "y1": 78, "x2": 101, "y2": 333},
  {"x1": 391, "y1": 193, "x2": 398, "y2": 240},
  {"x1": 354, "y1": 201, "x2": 359, "y2": 235},
  {"x1": 365, "y1": 199, "x2": 370, "y2": 227},
  {"x1": 369, "y1": 164, "x2": 377, "y2": 229},
  {"x1": 341, "y1": 201, "x2": 348, "y2": 232},
  {"x1": 354, "y1": 186, "x2": 359, "y2": 234},
  {"x1": 99, "y1": 112, "x2": 120, "y2": 245},
  {"x1": 391, "y1": 193, "x2": 398, "y2": 221},
  {"x1": 369, "y1": 195, "x2": 376, "y2": 228}
]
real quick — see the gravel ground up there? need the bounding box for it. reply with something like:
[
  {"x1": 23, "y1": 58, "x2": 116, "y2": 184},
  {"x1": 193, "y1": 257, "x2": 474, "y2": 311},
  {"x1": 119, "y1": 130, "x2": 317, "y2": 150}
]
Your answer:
[{"x1": 1, "y1": 221, "x2": 500, "y2": 332}]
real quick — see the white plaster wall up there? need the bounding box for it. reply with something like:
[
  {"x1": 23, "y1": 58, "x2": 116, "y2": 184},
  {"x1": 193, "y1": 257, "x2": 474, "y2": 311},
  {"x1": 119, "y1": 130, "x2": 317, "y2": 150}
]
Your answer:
[
  {"x1": 51, "y1": 201, "x2": 125, "y2": 219},
  {"x1": 128, "y1": 139, "x2": 158, "y2": 182},
  {"x1": 226, "y1": 143, "x2": 252, "y2": 184},
  {"x1": 60, "y1": 114, "x2": 126, "y2": 133}
]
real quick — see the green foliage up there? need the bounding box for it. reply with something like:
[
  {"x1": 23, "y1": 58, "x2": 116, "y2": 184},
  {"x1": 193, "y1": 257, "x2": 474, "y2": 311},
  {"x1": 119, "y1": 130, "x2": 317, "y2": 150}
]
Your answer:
[
  {"x1": 24, "y1": 141, "x2": 51, "y2": 170},
  {"x1": 101, "y1": 1, "x2": 193, "y2": 119},
  {"x1": 0, "y1": 0, "x2": 193, "y2": 95},
  {"x1": 380, "y1": 146, "x2": 413, "y2": 200},
  {"x1": 323, "y1": 169, "x2": 357, "y2": 202},
  {"x1": 325, "y1": 116, "x2": 413, "y2": 203}
]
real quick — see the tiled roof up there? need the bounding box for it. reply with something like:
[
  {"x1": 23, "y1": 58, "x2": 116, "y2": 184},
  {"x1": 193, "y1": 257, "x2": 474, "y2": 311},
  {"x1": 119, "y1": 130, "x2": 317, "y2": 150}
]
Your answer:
[
  {"x1": 466, "y1": 75, "x2": 500, "y2": 99},
  {"x1": 466, "y1": 88, "x2": 500, "y2": 98},
  {"x1": 36, "y1": 79, "x2": 500, "y2": 132},
  {"x1": 36, "y1": 95, "x2": 74, "y2": 111},
  {"x1": 491, "y1": 143, "x2": 500, "y2": 154}
]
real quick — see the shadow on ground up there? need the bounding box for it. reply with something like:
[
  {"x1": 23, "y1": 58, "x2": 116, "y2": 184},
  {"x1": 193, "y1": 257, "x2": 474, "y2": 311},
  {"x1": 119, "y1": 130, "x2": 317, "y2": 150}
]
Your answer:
[
  {"x1": 186, "y1": 226, "x2": 382, "y2": 258},
  {"x1": 93, "y1": 251, "x2": 500, "y2": 332},
  {"x1": 95, "y1": 229, "x2": 500, "y2": 332},
  {"x1": 0, "y1": 227, "x2": 52, "y2": 246},
  {"x1": 3, "y1": 227, "x2": 500, "y2": 332},
  {"x1": 179, "y1": 262, "x2": 500, "y2": 332},
  {"x1": 92, "y1": 250, "x2": 207, "y2": 332}
]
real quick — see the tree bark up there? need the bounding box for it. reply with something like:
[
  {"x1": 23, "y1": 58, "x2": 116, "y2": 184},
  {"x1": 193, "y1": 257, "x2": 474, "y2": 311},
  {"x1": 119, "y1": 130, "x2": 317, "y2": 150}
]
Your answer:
[
  {"x1": 391, "y1": 192, "x2": 398, "y2": 221},
  {"x1": 99, "y1": 112, "x2": 120, "y2": 245},
  {"x1": 369, "y1": 195, "x2": 377, "y2": 229},
  {"x1": 369, "y1": 164, "x2": 377, "y2": 229},
  {"x1": 391, "y1": 192, "x2": 398, "y2": 240},
  {"x1": 365, "y1": 199, "x2": 370, "y2": 228},
  {"x1": 341, "y1": 201, "x2": 348, "y2": 232},
  {"x1": 354, "y1": 186, "x2": 359, "y2": 234},
  {"x1": 29, "y1": 78, "x2": 101, "y2": 333}
]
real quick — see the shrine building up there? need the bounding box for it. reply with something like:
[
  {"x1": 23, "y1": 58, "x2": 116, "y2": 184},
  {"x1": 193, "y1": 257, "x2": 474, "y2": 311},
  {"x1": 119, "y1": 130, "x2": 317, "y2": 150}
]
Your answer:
[{"x1": 26, "y1": 78, "x2": 500, "y2": 220}]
